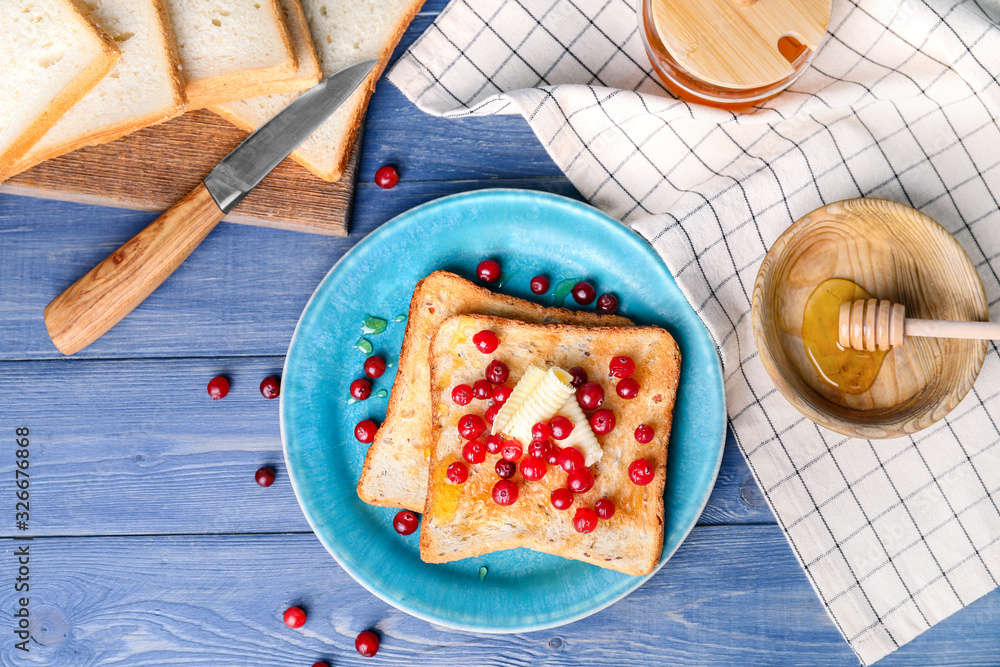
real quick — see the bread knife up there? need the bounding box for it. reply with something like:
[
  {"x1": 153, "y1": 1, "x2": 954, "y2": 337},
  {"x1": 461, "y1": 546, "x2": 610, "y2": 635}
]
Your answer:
[{"x1": 44, "y1": 58, "x2": 379, "y2": 356}]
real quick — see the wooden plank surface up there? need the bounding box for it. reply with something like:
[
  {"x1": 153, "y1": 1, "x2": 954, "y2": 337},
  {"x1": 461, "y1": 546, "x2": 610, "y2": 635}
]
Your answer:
[
  {"x1": 1, "y1": 528, "x2": 997, "y2": 666},
  {"x1": 0, "y1": 110, "x2": 363, "y2": 237}
]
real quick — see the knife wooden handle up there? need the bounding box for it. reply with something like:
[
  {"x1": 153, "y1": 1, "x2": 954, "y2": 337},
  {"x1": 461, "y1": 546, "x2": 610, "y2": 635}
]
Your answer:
[{"x1": 44, "y1": 183, "x2": 226, "y2": 355}]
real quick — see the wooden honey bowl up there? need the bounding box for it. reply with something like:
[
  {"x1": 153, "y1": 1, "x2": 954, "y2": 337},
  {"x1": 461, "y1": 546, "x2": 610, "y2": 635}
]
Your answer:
[{"x1": 751, "y1": 199, "x2": 988, "y2": 438}]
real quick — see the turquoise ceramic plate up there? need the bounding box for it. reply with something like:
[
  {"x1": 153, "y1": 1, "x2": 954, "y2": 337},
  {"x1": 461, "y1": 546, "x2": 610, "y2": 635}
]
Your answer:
[{"x1": 281, "y1": 189, "x2": 725, "y2": 632}]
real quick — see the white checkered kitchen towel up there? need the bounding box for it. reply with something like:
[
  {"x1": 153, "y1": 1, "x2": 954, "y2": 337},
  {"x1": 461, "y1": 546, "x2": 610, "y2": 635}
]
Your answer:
[{"x1": 389, "y1": 0, "x2": 1000, "y2": 663}]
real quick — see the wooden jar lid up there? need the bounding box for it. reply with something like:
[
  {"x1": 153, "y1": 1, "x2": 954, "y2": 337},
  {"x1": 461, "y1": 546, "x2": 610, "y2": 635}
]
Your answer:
[{"x1": 649, "y1": 0, "x2": 831, "y2": 89}]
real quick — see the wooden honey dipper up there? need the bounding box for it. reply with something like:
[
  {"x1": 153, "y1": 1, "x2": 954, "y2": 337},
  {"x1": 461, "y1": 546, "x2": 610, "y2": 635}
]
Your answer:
[{"x1": 838, "y1": 299, "x2": 1000, "y2": 351}]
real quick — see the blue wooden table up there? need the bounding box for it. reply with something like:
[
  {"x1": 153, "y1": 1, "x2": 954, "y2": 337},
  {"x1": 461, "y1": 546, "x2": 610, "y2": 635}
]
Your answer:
[{"x1": 2, "y1": 3, "x2": 998, "y2": 665}]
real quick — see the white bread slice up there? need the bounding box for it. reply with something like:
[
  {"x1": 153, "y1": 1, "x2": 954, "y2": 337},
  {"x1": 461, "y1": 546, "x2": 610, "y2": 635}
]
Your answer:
[
  {"x1": 421, "y1": 315, "x2": 680, "y2": 576},
  {"x1": 357, "y1": 271, "x2": 631, "y2": 513},
  {"x1": 0, "y1": 0, "x2": 119, "y2": 181},
  {"x1": 212, "y1": 0, "x2": 427, "y2": 182},
  {"x1": 164, "y1": 0, "x2": 297, "y2": 109},
  {"x1": 255, "y1": 0, "x2": 321, "y2": 94},
  {"x1": 9, "y1": 0, "x2": 185, "y2": 176}
]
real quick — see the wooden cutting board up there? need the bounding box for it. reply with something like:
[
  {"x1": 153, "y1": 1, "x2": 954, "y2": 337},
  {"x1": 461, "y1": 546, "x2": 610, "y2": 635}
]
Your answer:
[{"x1": 0, "y1": 109, "x2": 361, "y2": 236}]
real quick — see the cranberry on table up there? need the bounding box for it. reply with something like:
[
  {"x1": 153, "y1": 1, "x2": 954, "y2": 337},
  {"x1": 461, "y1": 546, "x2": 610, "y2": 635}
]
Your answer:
[
  {"x1": 255, "y1": 466, "x2": 275, "y2": 487},
  {"x1": 484, "y1": 434, "x2": 505, "y2": 454},
  {"x1": 492, "y1": 479, "x2": 519, "y2": 505},
  {"x1": 354, "y1": 419, "x2": 378, "y2": 443},
  {"x1": 568, "y1": 366, "x2": 588, "y2": 388},
  {"x1": 363, "y1": 355, "x2": 387, "y2": 379},
  {"x1": 571, "y1": 281, "x2": 596, "y2": 305},
  {"x1": 484, "y1": 403, "x2": 500, "y2": 426},
  {"x1": 259, "y1": 376, "x2": 280, "y2": 399},
  {"x1": 393, "y1": 510, "x2": 419, "y2": 535},
  {"x1": 590, "y1": 409, "x2": 616, "y2": 435},
  {"x1": 551, "y1": 488, "x2": 574, "y2": 510},
  {"x1": 549, "y1": 415, "x2": 574, "y2": 440},
  {"x1": 629, "y1": 458, "x2": 655, "y2": 485},
  {"x1": 576, "y1": 382, "x2": 605, "y2": 410},
  {"x1": 530, "y1": 275, "x2": 550, "y2": 294},
  {"x1": 486, "y1": 359, "x2": 509, "y2": 384},
  {"x1": 462, "y1": 439, "x2": 487, "y2": 464},
  {"x1": 595, "y1": 498, "x2": 616, "y2": 519},
  {"x1": 596, "y1": 293, "x2": 619, "y2": 314},
  {"x1": 355, "y1": 630, "x2": 380, "y2": 657},
  {"x1": 447, "y1": 461, "x2": 469, "y2": 484},
  {"x1": 374, "y1": 164, "x2": 399, "y2": 189},
  {"x1": 472, "y1": 379, "x2": 493, "y2": 400},
  {"x1": 520, "y1": 456, "x2": 547, "y2": 481},
  {"x1": 609, "y1": 355, "x2": 635, "y2": 378},
  {"x1": 207, "y1": 376, "x2": 229, "y2": 400},
  {"x1": 616, "y1": 377, "x2": 640, "y2": 399},
  {"x1": 634, "y1": 424, "x2": 655, "y2": 443},
  {"x1": 283, "y1": 606, "x2": 306, "y2": 628},
  {"x1": 473, "y1": 329, "x2": 500, "y2": 353},
  {"x1": 531, "y1": 421, "x2": 552, "y2": 442},
  {"x1": 573, "y1": 507, "x2": 599, "y2": 533},
  {"x1": 350, "y1": 378, "x2": 372, "y2": 400},
  {"x1": 312, "y1": 662, "x2": 330, "y2": 667},
  {"x1": 500, "y1": 439, "x2": 523, "y2": 462},
  {"x1": 452, "y1": 384, "x2": 473, "y2": 405},
  {"x1": 492, "y1": 385, "x2": 512, "y2": 404},
  {"x1": 567, "y1": 468, "x2": 595, "y2": 493},
  {"x1": 557, "y1": 446, "x2": 585, "y2": 473},
  {"x1": 477, "y1": 259, "x2": 501, "y2": 283},
  {"x1": 495, "y1": 459, "x2": 516, "y2": 479}
]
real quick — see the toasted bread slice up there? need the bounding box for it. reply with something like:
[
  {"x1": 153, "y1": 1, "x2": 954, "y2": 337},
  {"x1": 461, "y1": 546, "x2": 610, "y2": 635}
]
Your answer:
[
  {"x1": 357, "y1": 271, "x2": 631, "y2": 512},
  {"x1": 421, "y1": 315, "x2": 680, "y2": 576}
]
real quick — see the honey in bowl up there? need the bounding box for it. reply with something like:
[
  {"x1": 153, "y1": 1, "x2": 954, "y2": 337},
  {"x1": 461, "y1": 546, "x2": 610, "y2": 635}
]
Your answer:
[{"x1": 800, "y1": 279, "x2": 888, "y2": 395}]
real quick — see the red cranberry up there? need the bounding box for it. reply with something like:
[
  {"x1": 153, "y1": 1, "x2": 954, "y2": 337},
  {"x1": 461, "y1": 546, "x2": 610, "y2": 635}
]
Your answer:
[
  {"x1": 283, "y1": 606, "x2": 306, "y2": 628},
  {"x1": 572, "y1": 281, "x2": 596, "y2": 305},
  {"x1": 492, "y1": 479, "x2": 519, "y2": 505},
  {"x1": 354, "y1": 420, "x2": 378, "y2": 443},
  {"x1": 568, "y1": 367, "x2": 588, "y2": 388},
  {"x1": 500, "y1": 439, "x2": 523, "y2": 462},
  {"x1": 557, "y1": 447, "x2": 585, "y2": 473},
  {"x1": 447, "y1": 461, "x2": 469, "y2": 484},
  {"x1": 452, "y1": 384, "x2": 473, "y2": 405},
  {"x1": 495, "y1": 459, "x2": 516, "y2": 479},
  {"x1": 616, "y1": 378, "x2": 640, "y2": 399},
  {"x1": 551, "y1": 488, "x2": 574, "y2": 510},
  {"x1": 374, "y1": 165, "x2": 399, "y2": 189},
  {"x1": 596, "y1": 293, "x2": 619, "y2": 314},
  {"x1": 207, "y1": 376, "x2": 229, "y2": 400},
  {"x1": 364, "y1": 356, "x2": 387, "y2": 379},
  {"x1": 473, "y1": 379, "x2": 493, "y2": 400},
  {"x1": 544, "y1": 445, "x2": 561, "y2": 466},
  {"x1": 350, "y1": 378, "x2": 372, "y2": 400},
  {"x1": 590, "y1": 409, "x2": 616, "y2": 435},
  {"x1": 313, "y1": 663, "x2": 330, "y2": 667},
  {"x1": 576, "y1": 382, "x2": 605, "y2": 410},
  {"x1": 484, "y1": 434, "x2": 505, "y2": 454},
  {"x1": 458, "y1": 414, "x2": 486, "y2": 439},
  {"x1": 531, "y1": 422, "x2": 552, "y2": 442},
  {"x1": 259, "y1": 376, "x2": 280, "y2": 399},
  {"x1": 573, "y1": 507, "x2": 599, "y2": 533},
  {"x1": 492, "y1": 385, "x2": 512, "y2": 404},
  {"x1": 473, "y1": 330, "x2": 499, "y2": 353},
  {"x1": 528, "y1": 439, "x2": 552, "y2": 460},
  {"x1": 484, "y1": 403, "x2": 500, "y2": 426},
  {"x1": 255, "y1": 466, "x2": 275, "y2": 487},
  {"x1": 629, "y1": 458, "x2": 655, "y2": 485},
  {"x1": 477, "y1": 260, "x2": 501, "y2": 283},
  {"x1": 567, "y1": 468, "x2": 595, "y2": 493},
  {"x1": 393, "y1": 510, "x2": 419, "y2": 535},
  {"x1": 595, "y1": 498, "x2": 616, "y2": 519},
  {"x1": 462, "y1": 439, "x2": 486, "y2": 464},
  {"x1": 530, "y1": 275, "x2": 550, "y2": 294},
  {"x1": 609, "y1": 355, "x2": 635, "y2": 378},
  {"x1": 355, "y1": 630, "x2": 379, "y2": 657},
  {"x1": 549, "y1": 415, "x2": 574, "y2": 440},
  {"x1": 520, "y1": 456, "x2": 547, "y2": 482},
  {"x1": 634, "y1": 424, "x2": 654, "y2": 443},
  {"x1": 486, "y1": 360, "x2": 509, "y2": 384}
]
